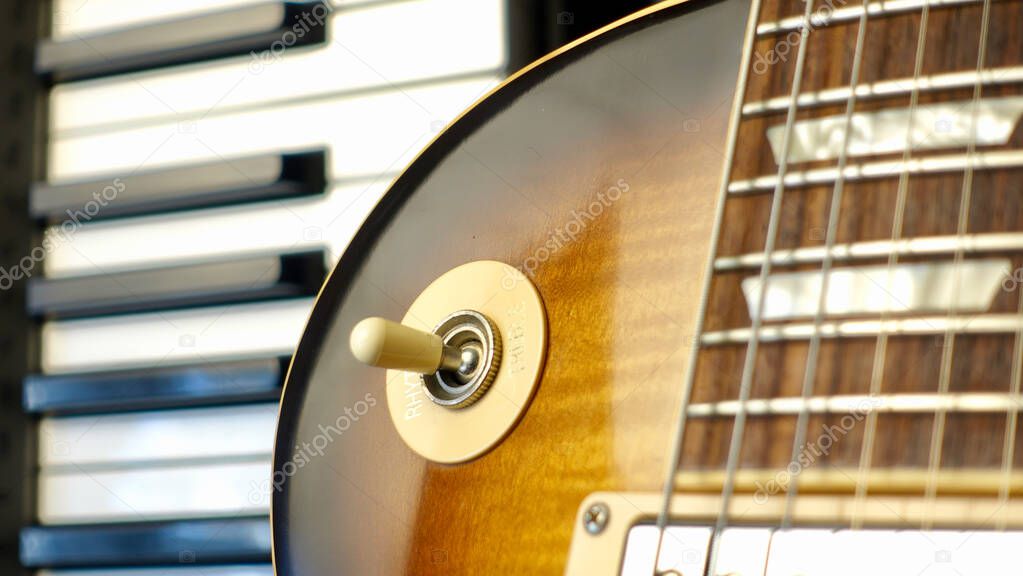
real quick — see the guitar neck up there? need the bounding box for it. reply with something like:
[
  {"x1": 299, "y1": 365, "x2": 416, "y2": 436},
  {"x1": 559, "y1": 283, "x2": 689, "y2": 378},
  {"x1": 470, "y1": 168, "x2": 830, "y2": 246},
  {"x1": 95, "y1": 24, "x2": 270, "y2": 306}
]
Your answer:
[{"x1": 675, "y1": 0, "x2": 1023, "y2": 509}]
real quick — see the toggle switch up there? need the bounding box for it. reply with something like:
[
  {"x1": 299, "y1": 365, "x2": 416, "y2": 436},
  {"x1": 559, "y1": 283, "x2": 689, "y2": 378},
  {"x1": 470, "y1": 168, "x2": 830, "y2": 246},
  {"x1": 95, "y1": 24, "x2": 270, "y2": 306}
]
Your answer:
[{"x1": 350, "y1": 316, "x2": 468, "y2": 375}]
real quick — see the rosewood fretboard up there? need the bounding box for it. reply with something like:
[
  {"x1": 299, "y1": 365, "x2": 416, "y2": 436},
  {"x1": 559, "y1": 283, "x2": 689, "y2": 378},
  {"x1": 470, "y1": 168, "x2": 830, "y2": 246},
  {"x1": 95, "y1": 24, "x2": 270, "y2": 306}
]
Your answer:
[{"x1": 674, "y1": 0, "x2": 1023, "y2": 519}]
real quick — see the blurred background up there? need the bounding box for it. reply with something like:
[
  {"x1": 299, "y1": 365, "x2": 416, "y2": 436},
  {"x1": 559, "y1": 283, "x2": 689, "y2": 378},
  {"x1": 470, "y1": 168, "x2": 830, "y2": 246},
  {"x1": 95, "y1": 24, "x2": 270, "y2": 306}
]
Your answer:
[{"x1": 0, "y1": 0, "x2": 656, "y2": 573}]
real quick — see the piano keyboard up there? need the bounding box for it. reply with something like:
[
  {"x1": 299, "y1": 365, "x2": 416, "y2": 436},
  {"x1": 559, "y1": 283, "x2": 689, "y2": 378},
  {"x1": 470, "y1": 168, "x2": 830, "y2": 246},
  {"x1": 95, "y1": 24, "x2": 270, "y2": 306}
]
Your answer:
[{"x1": 26, "y1": 0, "x2": 510, "y2": 571}]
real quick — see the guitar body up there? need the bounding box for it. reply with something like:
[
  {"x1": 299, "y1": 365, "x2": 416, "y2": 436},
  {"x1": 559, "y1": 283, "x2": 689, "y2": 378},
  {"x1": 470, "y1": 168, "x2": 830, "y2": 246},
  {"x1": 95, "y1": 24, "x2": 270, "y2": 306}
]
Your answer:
[
  {"x1": 273, "y1": 0, "x2": 1023, "y2": 573},
  {"x1": 272, "y1": 1, "x2": 750, "y2": 572}
]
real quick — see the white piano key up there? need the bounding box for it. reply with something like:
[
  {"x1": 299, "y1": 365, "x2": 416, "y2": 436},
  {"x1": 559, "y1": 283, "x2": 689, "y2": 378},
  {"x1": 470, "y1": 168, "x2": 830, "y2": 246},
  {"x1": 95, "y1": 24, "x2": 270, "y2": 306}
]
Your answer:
[
  {"x1": 52, "y1": 0, "x2": 506, "y2": 134},
  {"x1": 52, "y1": 0, "x2": 396, "y2": 40},
  {"x1": 40, "y1": 567, "x2": 273, "y2": 576},
  {"x1": 41, "y1": 298, "x2": 313, "y2": 374},
  {"x1": 331, "y1": 0, "x2": 396, "y2": 6},
  {"x1": 39, "y1": 404, "x2": 277, "y2": 467},
  {"x1": 51, "y1": 0, "x2": 263, "y2": 40},
  {"x1": 43, "y1": 178, "x2": 389, "y2": 278},
  {"x1": 38, "y1": 460, "x2": 270, "y2": 524},
  {"x1": 49, "y1": 75, "x2": 499, "y2": 182}
]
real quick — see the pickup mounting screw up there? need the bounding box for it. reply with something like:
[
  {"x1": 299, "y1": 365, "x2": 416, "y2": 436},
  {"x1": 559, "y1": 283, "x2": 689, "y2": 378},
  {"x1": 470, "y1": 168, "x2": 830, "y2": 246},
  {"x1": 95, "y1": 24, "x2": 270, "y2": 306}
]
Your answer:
[{"x1": 583, "y1": 502, "x2": 609, "y2": 535}]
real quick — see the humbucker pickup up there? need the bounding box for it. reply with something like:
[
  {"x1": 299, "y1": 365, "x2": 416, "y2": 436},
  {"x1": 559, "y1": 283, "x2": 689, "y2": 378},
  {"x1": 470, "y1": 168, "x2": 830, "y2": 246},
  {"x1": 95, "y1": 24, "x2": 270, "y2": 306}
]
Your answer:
[
  {"x1": 619, "y1": 525, "x2": 1021, "y2": 575},
  {"x1": 566, "y1": 492, "x2": 1023, "y2": 575}
]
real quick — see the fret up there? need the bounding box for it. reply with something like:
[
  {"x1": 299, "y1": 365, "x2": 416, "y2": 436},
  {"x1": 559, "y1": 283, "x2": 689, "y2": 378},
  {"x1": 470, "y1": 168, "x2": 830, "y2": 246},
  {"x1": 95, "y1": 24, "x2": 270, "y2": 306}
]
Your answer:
[
  {"x1": 756, "y1": 0, "x2": 982, "y2": 36},
  {"x1": 600, "y1": 493, "x2": 1023, "y2": 529},
  {"x1": 743, "y1": 66, "x2": 1023, "y2": 116},
  {"x1": 715, "y1": 232, "x2": 1023, "y2": 270},
  {"x1": 686, "y1": 392, "x2": 1023, "y2": 417},
  {"x1": 700, "y1": 313, "x2": 1023, "y2": 345},
  {"x1": 675, "y1": 468, "x2": 1023, "y2": 494},
  {"x1": 745, "y1": 1, "x2": 1023, "y2": 110},
  {"x1": 727, "y1": 149, "x2": 1023, "y2": 194}
]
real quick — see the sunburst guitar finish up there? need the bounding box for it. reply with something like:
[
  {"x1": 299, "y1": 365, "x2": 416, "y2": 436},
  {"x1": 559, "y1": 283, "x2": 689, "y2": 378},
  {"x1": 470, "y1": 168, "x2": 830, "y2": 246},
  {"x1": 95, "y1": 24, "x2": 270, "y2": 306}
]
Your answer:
[{"x1": 272, "y1": 0, "x2": 1023, "y2": 573}]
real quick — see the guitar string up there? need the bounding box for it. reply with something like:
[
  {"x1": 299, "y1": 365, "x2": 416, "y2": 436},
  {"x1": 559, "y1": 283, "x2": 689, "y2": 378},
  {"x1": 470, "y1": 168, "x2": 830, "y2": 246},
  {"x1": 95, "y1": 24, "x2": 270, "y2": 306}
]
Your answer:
[
  {"x1": 652, "y1": 0, "x2": 999, "y2": 567},
  {"x1": 780, "y1": 4, "x2": 870, "y2": 529},
  {"x1": 975, "y1": 0, "x2": 1016, "y2": 531},
  {"x1": 651, "y1": 0, "x2": 765, "y2": 570},
  {"x1": 705, "y1": 0, "x2": 820, "y2": 572},
  {"x1": 977, "y1": 0, "x2": 1018, "y2": 532},
  {"x1": 997, "y1": 284, "x2": 1023, "y2": 530},
  {"x1": 850, "y1": 0, "x2": 932, "y2": 530},
  {"x1": 922, "y1": 0, "x2": 992, "y2": 531}
]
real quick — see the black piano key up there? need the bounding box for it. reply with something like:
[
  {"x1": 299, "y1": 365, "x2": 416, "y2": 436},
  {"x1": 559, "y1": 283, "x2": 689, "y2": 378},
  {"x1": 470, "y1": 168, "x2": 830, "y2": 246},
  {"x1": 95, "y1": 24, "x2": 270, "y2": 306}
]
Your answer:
[
  {"x1": 36, "y1": 1, "x2": 330, "y2": 82},
  {"x1": 23, "y1": 356, "x2": 288, "y2": 415},
  {"x1": 28, "y1": 251, "x2": 325, "y2": 319},
  {"x1": 31, "y1": 150, "x2": 327, "y2": 222},
  {"x1": 20, "y1": 517, "x2": 271, "y2": 567}
]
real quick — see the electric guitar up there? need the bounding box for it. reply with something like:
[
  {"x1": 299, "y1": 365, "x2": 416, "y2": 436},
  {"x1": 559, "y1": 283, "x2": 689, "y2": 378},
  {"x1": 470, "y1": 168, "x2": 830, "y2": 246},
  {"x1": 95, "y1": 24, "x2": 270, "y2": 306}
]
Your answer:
[{"x1": 271, "y1": 0, "x2": 1023, "y2": 572}]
